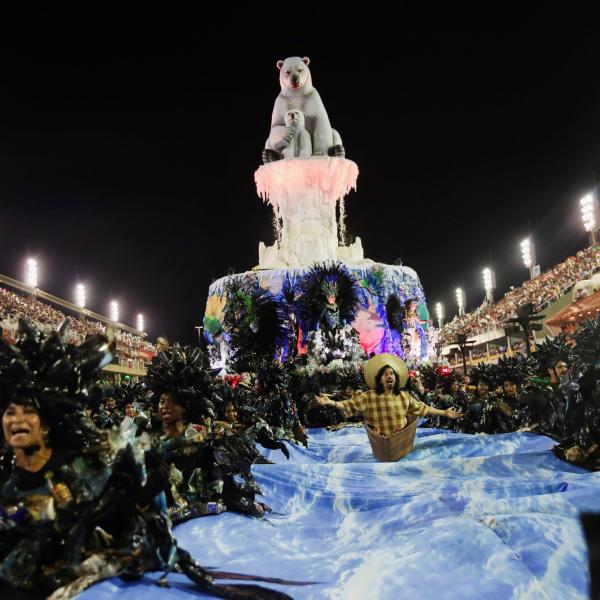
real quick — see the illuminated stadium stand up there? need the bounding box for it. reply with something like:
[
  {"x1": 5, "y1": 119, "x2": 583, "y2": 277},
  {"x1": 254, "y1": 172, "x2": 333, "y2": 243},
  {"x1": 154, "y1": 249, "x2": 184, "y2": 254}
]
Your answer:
[
  {"x1": 0, "y1": 273, "x2": 155, "y2": 377},
  {"x1": 440, "y1": 246, "x2": 600, "y2": 370}
]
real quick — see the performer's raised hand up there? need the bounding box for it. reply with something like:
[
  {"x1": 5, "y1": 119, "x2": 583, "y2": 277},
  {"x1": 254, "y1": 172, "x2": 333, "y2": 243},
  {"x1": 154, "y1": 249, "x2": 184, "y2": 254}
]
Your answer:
[{"x1": 444, "y1": 407, "x2": 463, "y2": 420}]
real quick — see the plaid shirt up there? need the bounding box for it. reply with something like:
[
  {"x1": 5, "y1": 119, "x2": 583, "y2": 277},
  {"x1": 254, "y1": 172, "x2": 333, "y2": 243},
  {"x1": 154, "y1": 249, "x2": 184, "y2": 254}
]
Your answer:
[{"x1": 337, "y1": 390, "x2": 428, "y2": 436}]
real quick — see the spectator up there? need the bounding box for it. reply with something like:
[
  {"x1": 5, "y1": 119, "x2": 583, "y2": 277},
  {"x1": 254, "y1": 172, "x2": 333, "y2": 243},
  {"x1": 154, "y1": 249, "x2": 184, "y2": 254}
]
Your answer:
[
  {"x1": 0, "y1": 286, "x2": 156, "y2": 363},
  {"x1": 441, "y1": 246, "x2": 600, "y2": 344}
]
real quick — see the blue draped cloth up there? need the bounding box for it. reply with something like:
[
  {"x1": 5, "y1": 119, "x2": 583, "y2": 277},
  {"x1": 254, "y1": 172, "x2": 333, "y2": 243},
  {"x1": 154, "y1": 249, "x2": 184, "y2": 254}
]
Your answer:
[{"x1": 80, "y1": 427, "x2": 599, "y2": 599}]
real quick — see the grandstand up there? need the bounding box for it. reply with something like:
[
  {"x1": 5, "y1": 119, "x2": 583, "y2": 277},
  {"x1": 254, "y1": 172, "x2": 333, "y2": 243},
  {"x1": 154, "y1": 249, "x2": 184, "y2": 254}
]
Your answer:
[
  {"x1": 0, "y1": 273, "x2": 156, "y2": 377},
  {"x1": 440, "y1": 245, "x2": 600, "y2": 369}
]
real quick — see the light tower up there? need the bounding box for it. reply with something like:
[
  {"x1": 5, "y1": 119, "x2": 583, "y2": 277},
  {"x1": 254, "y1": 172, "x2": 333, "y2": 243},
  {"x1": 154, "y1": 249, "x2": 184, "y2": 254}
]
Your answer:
[
  {"x1": 482, "y1": 267, "x2": 496, "y2": 304},
  {"x1": 455, "y1": 288, "x2": 466, "y2": 317},
  {"x1": 520, "y1": 238, "x2": 536, "y2": 280},
  {"x1": 25, "y1": 258, "x2": 38, "y2": 289},
  {"x1": 435, "y1": 302, "x2": 445, "y2": 328},
  {"x1": 75, "y1": 283, "x2": 86, "y2": 309},
  {"x1": 580, "y1": 193, "x2": 598, "y2": 246},
  {"x1": 110, "y1": 301, "x2": 119, "y2": 323}
]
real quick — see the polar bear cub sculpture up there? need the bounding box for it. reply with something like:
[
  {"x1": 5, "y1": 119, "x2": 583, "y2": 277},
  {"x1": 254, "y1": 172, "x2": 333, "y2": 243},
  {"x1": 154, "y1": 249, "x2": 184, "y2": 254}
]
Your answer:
[
  {"x1": 265, "y1": 109, "x2": 312, "y2": 159},
  {"x1": 262, "y1": 56, "x2": 344, "y2": 163}
]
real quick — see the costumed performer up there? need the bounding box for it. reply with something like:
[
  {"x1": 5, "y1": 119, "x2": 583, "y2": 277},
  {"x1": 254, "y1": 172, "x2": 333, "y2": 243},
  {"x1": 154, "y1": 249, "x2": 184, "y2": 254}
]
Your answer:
[
  {"x1": 0, "y1": 319, "x2": 305, "y2": 600},
  {"x1": 316, "y1": 353, "x2": 462, "y2": 436},
  {"x1": 147, "y1": 345, "x2": 273, "y2": 521}
]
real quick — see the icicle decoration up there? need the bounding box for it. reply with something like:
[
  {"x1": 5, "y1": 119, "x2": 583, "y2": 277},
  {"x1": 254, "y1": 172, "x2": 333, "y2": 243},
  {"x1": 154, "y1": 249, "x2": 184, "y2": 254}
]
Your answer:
[
  {"x1": 255, "y1": 157, "x2": 358, "y2": 209},
  {"x1": 254, "y1": 157, "x2": 359, "y2": 267},
  {"x1": 272, "y1": 202, "x2": 282, "y2": 244},
  {"x1": 338, "y1": 196, "x2": 347, "y2": 245}
]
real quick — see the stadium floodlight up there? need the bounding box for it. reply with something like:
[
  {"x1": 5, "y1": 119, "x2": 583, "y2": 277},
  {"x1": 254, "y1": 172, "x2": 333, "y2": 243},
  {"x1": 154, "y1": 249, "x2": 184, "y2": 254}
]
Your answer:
[
  {"x1": 520, "y1": 238, "x2": 536, "y2": 279},
  {"x1": 435, "y1": 302, "x2": 445, "y2": 328},
  {"x1": 455, "y1": 288, "x2": 466, "y2": 317},
  {"x1": 75, "y1": 283, "x2": 86, "y2": 309},
  {"x1": 110, "y1": 301, "x2": 119, "y2": 322},
  {"x1": 520, "y1": 239, "x2": 532, "y2": 267},
  {"x1": 482, "y1": 267, "x2": 496, "y2": 304},
  {"x1": 136, "y1": 313, "x2": 145, "y2": 333},
  {"x1": 580, "y1": 193, "x2": 598, "y2": 244},
  {"x1": 25, "y1": 258, "x2": 38, "y2": 288}
]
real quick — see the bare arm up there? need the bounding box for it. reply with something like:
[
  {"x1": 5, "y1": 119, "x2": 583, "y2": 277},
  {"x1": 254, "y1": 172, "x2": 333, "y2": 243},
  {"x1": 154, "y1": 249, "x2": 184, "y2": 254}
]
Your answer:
[{"x1": 425, "y1": 406, "x2": 463, "y2": 420}]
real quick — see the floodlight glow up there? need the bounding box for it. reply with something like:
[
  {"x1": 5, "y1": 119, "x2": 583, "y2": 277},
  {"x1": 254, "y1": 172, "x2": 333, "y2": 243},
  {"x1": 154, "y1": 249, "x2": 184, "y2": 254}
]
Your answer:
[
  {"x1": 136, "y1": 313, "x2": 145, "y2": 332},
  {"x1": 580, "y1": 194, "x2": 597, "y2": 233},
  {"x1": 435, "y1": 302, "x2": 444, "y2": 321},
  {"x1": 520, "y1": 239, "x2": 532, "y2": 268},
  {"x1": 482, "y1": 268, "x2": 493, "y2": 291},
  {"x1": 25, "y1": 258, "x2": 38, "y2": 288},
  {"x1": 455, "y1": 288, "x2": 465, "y2": 310},
  {"x1": 75, "y1": 283, "x2": 86, "y2": 309},
  {"x1": 110, "y1": 301, "x2": 119, "y2": 322}
]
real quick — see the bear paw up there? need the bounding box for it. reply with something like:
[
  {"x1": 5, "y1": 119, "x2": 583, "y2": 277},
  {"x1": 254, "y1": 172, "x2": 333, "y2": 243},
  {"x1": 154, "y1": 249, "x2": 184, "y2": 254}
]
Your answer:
[
  {"x1": 328, "y1": 144, "x2": 345, "y2": 158},
  {"x1": 262, "y1": 149, "x2": 282, "y2": 164}
]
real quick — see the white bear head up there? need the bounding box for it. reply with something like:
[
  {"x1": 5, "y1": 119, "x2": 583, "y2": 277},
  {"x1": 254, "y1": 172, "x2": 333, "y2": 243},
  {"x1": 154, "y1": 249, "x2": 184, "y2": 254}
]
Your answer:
[
  {"x1": 284, "y1": 109, "x2": 305, "y2": 128},
  {"x1": 277, "y1": 56, "x2": 312, "y2": 92}
]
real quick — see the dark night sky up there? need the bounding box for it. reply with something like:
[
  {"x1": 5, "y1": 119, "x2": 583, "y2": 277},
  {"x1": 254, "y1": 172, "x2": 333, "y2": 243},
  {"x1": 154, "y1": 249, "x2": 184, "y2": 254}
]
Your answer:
[{"x1": 1, "y1": 5, "x2": 599, "y2": 343}]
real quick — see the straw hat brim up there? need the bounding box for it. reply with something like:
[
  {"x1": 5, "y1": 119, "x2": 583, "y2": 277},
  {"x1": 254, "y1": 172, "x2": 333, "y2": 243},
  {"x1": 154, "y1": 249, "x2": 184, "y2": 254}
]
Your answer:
[{"x1": 364, "y1": 353, "x2": 409, "y2": 389}]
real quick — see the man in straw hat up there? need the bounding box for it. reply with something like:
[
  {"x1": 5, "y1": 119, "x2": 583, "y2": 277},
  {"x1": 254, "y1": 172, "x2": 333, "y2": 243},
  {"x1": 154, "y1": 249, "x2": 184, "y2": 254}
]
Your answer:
[{"x1": 316, "y1": 353, "x2": 462, "y2": 436}]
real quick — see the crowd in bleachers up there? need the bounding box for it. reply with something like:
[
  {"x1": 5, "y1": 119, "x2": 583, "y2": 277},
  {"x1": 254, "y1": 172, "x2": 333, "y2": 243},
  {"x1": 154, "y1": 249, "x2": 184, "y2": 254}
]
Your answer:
[
  {"x1": 0, "y1": 286, "x2": 156, "y2": 362},
  {"x1": 441, "y1": 245, "x2": 600, "y2": 345}
]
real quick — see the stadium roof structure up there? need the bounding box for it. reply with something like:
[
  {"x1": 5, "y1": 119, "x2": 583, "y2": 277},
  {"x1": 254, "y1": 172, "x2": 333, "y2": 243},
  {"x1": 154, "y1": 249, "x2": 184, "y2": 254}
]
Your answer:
[{"x1": 545, "y1": 290, "x2": 600, "y2": 335}]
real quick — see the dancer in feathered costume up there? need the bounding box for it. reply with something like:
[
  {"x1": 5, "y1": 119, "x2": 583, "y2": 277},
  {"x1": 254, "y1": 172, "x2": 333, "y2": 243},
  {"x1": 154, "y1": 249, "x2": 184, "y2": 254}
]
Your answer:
[
  {"x1": 418, "y1": 366, "x2": 462, "y2": 428},
  {"x1": 281, "y1": 273, "x2": 300, "y2": 358},
  {"x1": 251, "y1": 359, "x2": 307, "y2": 446},
  {"x1": 553, "y1": 317, "x2": 600, "y2": 468},
  {"x1": 146, "y1": 344, "x2": 275, "y2": 521},
  {"x1": 0, "y1": 319, "x2": 302, "y2": 599},
  {"x1": 523, "y1": 336, "x2": 576, "y2": 439},
  {"x1": 112, "y1": 380, "x2": 152, "y2": 434},
  {"x1": 297, "y1": 261, "x2": 362, "y2": 331},
  {"x1": 484, "y1": 355, "x2": 536, "y2": 433},
  {"x1": 452, "y1": 362, "x2": 494, "y2": 433},
  {"x1": 296, "y1": 261, "x2": 366, "y2": 363},
  {"x1": 401, "y1": 298, "x2": 428, "y2": 361}
]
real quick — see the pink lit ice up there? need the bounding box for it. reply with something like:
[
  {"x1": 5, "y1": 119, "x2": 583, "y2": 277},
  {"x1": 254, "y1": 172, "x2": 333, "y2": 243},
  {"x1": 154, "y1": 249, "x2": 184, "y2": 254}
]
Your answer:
[{"x1": 255, "y1": 157, "x2": 358, "y2": 207}]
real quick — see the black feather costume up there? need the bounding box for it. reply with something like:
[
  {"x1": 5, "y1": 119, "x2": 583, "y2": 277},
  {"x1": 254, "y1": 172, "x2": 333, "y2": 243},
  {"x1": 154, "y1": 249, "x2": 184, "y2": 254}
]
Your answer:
[
  {"x1": 0, "y1": 320, "x2": 305, "y2": 599},
  {"x1": 146, "y1": 346, "x2": 282, "y2": 521},
  {"x1": 492, "y1": 354, "x2": 537, "y2": 388}
]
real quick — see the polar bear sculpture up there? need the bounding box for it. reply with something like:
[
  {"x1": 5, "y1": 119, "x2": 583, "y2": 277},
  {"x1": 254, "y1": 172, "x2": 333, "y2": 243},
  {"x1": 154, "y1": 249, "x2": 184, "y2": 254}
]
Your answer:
[
  {"x1": 265, "y1": 109, "x2": 312, "y2": 159},
  {"x1": 262, "y1": 56, "x2": 344, "y2": 163}
]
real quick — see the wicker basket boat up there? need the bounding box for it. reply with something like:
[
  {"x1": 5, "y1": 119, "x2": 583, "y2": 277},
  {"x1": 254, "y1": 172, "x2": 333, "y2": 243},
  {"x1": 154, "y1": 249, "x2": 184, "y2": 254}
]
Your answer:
[{"x1": 365, "y1": 415, "x2": 417, "y2": 462}]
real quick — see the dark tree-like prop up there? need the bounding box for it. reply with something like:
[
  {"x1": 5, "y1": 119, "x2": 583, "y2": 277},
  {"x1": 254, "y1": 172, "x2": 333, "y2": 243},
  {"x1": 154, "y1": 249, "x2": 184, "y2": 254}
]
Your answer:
[{"x1": 223, "y1": 278, "x2": 292, "y2": 370}]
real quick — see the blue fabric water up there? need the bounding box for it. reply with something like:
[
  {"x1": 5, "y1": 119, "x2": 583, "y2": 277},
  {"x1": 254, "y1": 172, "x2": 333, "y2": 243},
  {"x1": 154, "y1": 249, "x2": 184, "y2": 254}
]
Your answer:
[{"x1": 79, "y1": 427, "x2": 599, "y2": 599}]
